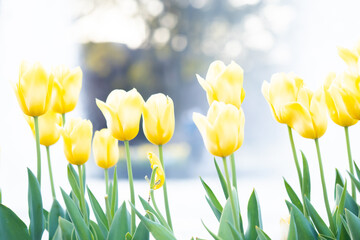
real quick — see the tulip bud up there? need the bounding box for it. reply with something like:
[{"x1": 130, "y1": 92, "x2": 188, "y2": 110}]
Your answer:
[
  {"x1": 143, "y1": 93, "x2": 175, "y2": 145},
  {"x1": 93, "y1": 129, "x2": 119, "y2": 169},
  {"x1": 280, "y1": 215, "x2": 290, "y2": 240},
  {"x1": 51, "y1": 65, "x2": 83, "y2": 114},
  {"x1": 193, "y1": 101, "x2": 245, "y2": 157},
  {"x1": 147, "y1": 152, "x2": 165, "y2": 190},
  {"x1": 13, "y1": 61, "x2": 54, "y2": 117},
  {"x1": 323, "y1": 73, "x2": 357, "y2": 127},
  {"x1": 96, "y1": 88, "x2": 144, "y2": 141},
  {"x1": 62, "y1": 118, "x2": 93, "y2": 165},
  {"x1": 196, "y1": 60, "x2": 245, "y2": 108},
  {"x1": 25, "y1": 110, "x2": 62, "y2": 146}
]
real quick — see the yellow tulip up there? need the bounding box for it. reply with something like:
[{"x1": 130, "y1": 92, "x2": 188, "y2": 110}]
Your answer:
[
  {"x1": 337, "y1": 41, "x2": 360, "y2": 75},
  {"x1": 196, "y1": 60, "x2": 245, "y2": 109},
  {"x1": 282, "y1": 88, "x2": 327, "y2": 139},
  {"x1": 143, "y1": 93, "x2": 175, "y2": 145},
  {"x1": 13, "y1": 61, "x2": 54, "y2": 117},
  {"x1": 193, "y1": 101, "x2": 245, "y2": 157},
  {"x1": 147, "y1": 152, "x2": 165, "y2": 190},
  {"x1": 25, "y1": 110, "x2": 62, "y2": 146},
  {"x1": 96, "y1": 89, "x2": 144, "y2": 141},
  {"x1": 262, "y1": 72, "x2": 304, "y2": 125},
  {"x1": 51, "y1": 65, "x2": 83, "y2": 114},
  {"x1": 339, "y1": 73, "x2": 360, "y2": 120},
  {"x1": 323, "y1": 72, "x2": 358, "y2": 127},
  {"x1": 280, "y1": 215, "x2": 291, "y2": 240},
  {"x1": 93, "y1": 129, "x2": 119, "y2": 169},
  {"x1": 62, "y1": 118, "x2": 93, "y2": 165}
]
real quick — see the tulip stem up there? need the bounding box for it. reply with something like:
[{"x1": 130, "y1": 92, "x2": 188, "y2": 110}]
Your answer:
[
  {"x1": 33, "y1": 116, "x2": 42, "y2": 185},
  {"x1": 345, "y1": 126, "x2": 356, "y2": 200},
  {"x1": 222, "y1": 157, "x2": 240, "y2": 232},
  {"x1": 46, "y1": 146, "x2": 56, "y2": 200},
  {"x1": 287, "y1": 126, "x2": 308, "y2": 218},
  {"x1": 104, "y1": 168, "x2": 111, "y2": 224},
  {"x1": 149, "y1": 166, "x2": 168, "y2": 228},
  {"x1": 124, "y1": 141, "x2": 135, "y2": 235},
  {"x1": 230, "y1": 153, "x2": 237, "y2": 191},
  {"x1": 158, "y1": 145, "x2": 173, "y2": 230},
  {"x1": 62, "y1": 113, "x2": 66, "y2": 126},
  {"x1": 78, "y1": 165, "x2": 88, "y2": 225},
  {"x1": 314, "y1": 139, "x2": 335, "y2": 232}
]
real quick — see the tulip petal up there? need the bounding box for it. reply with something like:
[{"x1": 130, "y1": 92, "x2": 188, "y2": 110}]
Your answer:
[
  {"x1": 309, "y1": 91, "x2": 327, "y2": 138},
  {"x1": 197, "y1": 74, "x2": 216, "y2": 105},
  {"x1": 262, "y1": 81, "x2": 281, "y2": 123},
  {"x1": 96, "y1": 99, "x2": 124, "y2": 140},
  {"x1": 205, "y1": 60, "x2": 226, "y2": 82},
  {"x1": 338, "y1": 46, "x2": 358, "y2": 66}
]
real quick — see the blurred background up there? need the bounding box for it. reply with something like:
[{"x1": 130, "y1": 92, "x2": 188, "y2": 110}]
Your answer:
[{"x1": 2, "y1": 0, "x2": 360, "y2": 238}]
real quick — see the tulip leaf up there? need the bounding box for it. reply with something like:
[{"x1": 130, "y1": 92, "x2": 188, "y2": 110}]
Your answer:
[
  {"x1": 61, "y1": 188, "x2": 91, "y2": 240},
  {"x1": 202, "y1": 220, "x2": 223, "y2": 240},
  {"x1": 200, "y1": 177, "x2": 223, "y2": 213},
  {"x1": 354, "y1": 161, "x2": 360, "y2": 181},
  {"x1": 107, "y1": 202, "x2": 130, "y2": 240},
  {"x1": 245, "y1": 189, "x2": 262, "y2": 240},
  {"x1": 286, "y1": 201, "x2": 317, "y2": 239},
  {"x1": 214, "y1": 158, "x2": 229, "y2": 199},
  {"x1": 139, "y1": 196, "x2": 170, "y2": 230},
  {"x1": 283, "y1": 178, "x2": 303, "y2": 213},
  {"x1": 334, "y1": 169, "x2": 345, "y2": 199},
  {"x1": 205, "y1": 196, "x2": 221, "y2": 221},
  {"x1": 49, "y1": 199, "x2": 65, "y2": 239},
  {"x1": 87, "y1": 187, "x2": 109, "y2": 237},
  {"x1": 90, "y1": 220, "x2": 105, "y2": 240},
  {"x1": 58, "y1": 217, "x2": 75, "y2": 240},
  {"x1": 27, "y1": 168, "x2": 44, "y2": 240},
  {"x1": 132, "y1": 220, "x2": 150, "y2": 240},
  {"x1": 345, "y1": 209, "x2": 360, "y2": 240},
  {"x1": 0, "y1": 188, "x2": 2, "y2": 204},
  {"x1": 130, "y1": 202, "x2": 176, "y2": 240},
  {"x1": 301, "y1": 151, "x2": 311, "y2": 200},
  {"x1": 335, "y1": 182, "x2": 347, "y2": 228},
  {"x1": 335, "y1": 184, "x2": 358, "y2": 216},
  {"x1": 255, "y1": 226, "x2": 271, "y2": 240},
  {"x1": 287, "y1": 211, "x2": 297, "y2": 240},
  {"x1": 0, "y1": 204, "x2": 31, "y2": 239},
  {"x1": 43, "y1": 209, "x2": 49, "y2": 230},
  {"x1": 67, "y1": 165, "x2": 81, "y2": 202},
  {"x1": 111, "y1": 166, "x2": 118, "y2": 218},
  {"x1": 227, "y1": 222, "x2": 243, "y2": 240},
  {"x1": 304, "y1": 197, "x2": 335, "y2": 238},
  {"x1": 348, "y1": 171, "x2": 360, "y2": 194}
]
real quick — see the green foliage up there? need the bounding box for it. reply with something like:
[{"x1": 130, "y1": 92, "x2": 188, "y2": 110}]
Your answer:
[
  {"x1": 0, "y1": 204, "x2": 30, "y2": 239},
  {"x1": 87, "y1": 187, "x2": 109, "y2": 237},
  {"x1": 107, "y1": 202, "x2": 130, "y2": 240},
  {"x1": 245, "y1": 190, "x2": 262, "y2": 240},
  {"x1": 48, "y1": 199, "x2": 65, "y2": 239},
  {"x1": 286, "y1": 201, "x2": 317, "y2": 239},
  {"x1": 214, "y1": 158, "x2": 229, "y2": 199},
  {"x1": 345, "y1": 209, "x2": 360, "y2": 240},
  {"x1": 283, "y1": 178, "x2": 303, "y2": 213},
  {"x1": 255, "y1": 227, "x2": 271, "y2": 240},
  {"x1": 301, "y1": 151, "x2": 311, "y2": 200}
]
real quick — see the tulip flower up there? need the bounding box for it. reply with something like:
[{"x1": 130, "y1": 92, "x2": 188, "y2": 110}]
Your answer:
[
  {"x1": 323, "y1": 72, "x2": 357, "y2": 127},
  {"x1": 147, "y1": 152, "x2": 165, "y2": 190},
  {"x1": 143, "y1": 93, "x2": 175, "y2": 145},
  {"x1": 337, "y1": 42, "x2": 360, "y2": 75},
  {"x1": 280, "y1": 215, "x2": 290, "y2": 240},
  {"x1": 93, "y1": 129, "x2": 119, "y2": 169},
  {"x1": 13, "y1": 61, "x2": 54, "y2": 117},
  {"x1": 62, "y1": 118, "x2": 93, "y2": 166},
  {"x1": 96, "y1": 88, "x2": 144, "y2": 141},
  {"x1": 51, "y1": 65, "x2": 83, "y2": 116},
  {"x1": 193, "y1": 101, "x2": 245, "y2": 157},
  {"x1": 25, "y1": 110, "x2": 62, "y2": 146},
  {"x1": 262, "y1": 72, "x2": 305, "y2": 125},
  {"x1": 196, "y1": 60, "x2": 245, "y2": 109},
  {"x1": 340, "y1": 73, "x2": 360, "y2": 120}
]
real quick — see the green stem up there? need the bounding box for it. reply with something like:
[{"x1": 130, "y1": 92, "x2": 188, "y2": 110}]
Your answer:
[
  {"x1": 105, "y1": 168, "x2": 109, "y2": 195},
  {"x1": 124, "y1": 141, "x2": 135, "y2": 235},
  {"x1": 149, "y1": 166, "x2": 168, "y2": 228},
  {"x1": 315, "y1": 139, "x2": 335, "y2": 232},
  {"x1": 345, "y1": 126, "x2": 356, "y2": 200},
  {"x1": 222, "y1": 157, "x2": 240, "y2": 232},
  {"x1": 33, "y1": 116, "x2": 42, "y2": 185},
  {"x1": 158, "y1": 145, "x2": 173, "y2": 230},
  {"x1": 105, "y1": 168, "x2": 111, "y2": 224},
  {"x1": 287, "y1": 126, "x2": 308, "y2": 218},
  {"x1": 62, "y1": 113, "x2": 66, "y2": 126},
  {"x1": 230, "y1": 153, "x2": 238, "y2": 191},
  {"x1": 78, "y1": 165, "x2": 88, "y2": 225},
  {"x1": 46, "y1": 146, "x2": 56, "y2": 200}
]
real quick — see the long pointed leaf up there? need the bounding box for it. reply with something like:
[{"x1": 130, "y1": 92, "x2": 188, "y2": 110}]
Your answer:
[
  {"x1": 132, "y1": 220, "x2": 150, "y2": 240},
  {"x1": 111, "y1": 166, "x2": 118, "y2": 218},
  {"x1": 107, "y1": 202, "x2": 130, "y2": 240},
  {"x1": 214, "y1": 158, "x2": 228, "y2": 199},
  {"x1": 255, "y1": 227, "x2": 271, "y2": 240},
  {"x1": 335, "y1": 184, "x2": 358, "y2": 215},
  {"x1": 202, "y1": 220, "x2": 223, "y2": 240},
  {"x1": 28, "y1": 168, "x2": 44, "y2": 240},
  {"x1": 301, "y1": 151, "x2": 311, "y2": 200},
  {"x1": 334, "y1": 169, "x2": 345, "y2": 199},
  {"x1": 287, "y1": 211, "x2": 297, "y2": 240},
  {"x1": 345, "y1": 209, "x2": 360, "y2": 240},
  {"x1": 283, "y1": 178, "x2": 303, "y2": 213},
  {"x1": 87, "y1": 187, "x2": 109, "y2": 236},
  {"x1": 0, "y1": 204, "x2": 30, "y2": 239},
  {"x1": 245, "y1": 190, "x2": 262, "y2": 240},
  {"x1": 49, "y1": 199, "x2": 65, "y2": 239},
  {"x1": 286, "y1": 201, "x2": 317, "y2": 239},
  {"x1": 200, "y1": 177, "x2": 223, "y2": 212},
  {"x1": 205, "y1": 196, "x2": 221, "y2": 221}
]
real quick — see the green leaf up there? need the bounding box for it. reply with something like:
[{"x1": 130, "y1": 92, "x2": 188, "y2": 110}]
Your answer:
[
  {"x1": 90, "y1": 220, "x2": 105, "y2": 240},
  {"x1": 304, "y1": 197, "x2": 334, "y2": 238},
  {"x1": 125, "y1": 232, "x2": 133, "y2": 240},
  {"x1": 301, "y1": 151, "x2": 311, "y2": 200},
  {"x1": 335, "y1": 184, "x2": 358, "y2": 216},
  {"x1": 202, "y1": 220, "x2": 223, "y2": 240},
  {"x1": 348, "y1": 171, "x2": 360, "y2": 195},
  {"x1": 200, "y1": 177, "x2": 223, "y2": 213},
  {"x1": 345, "y1": 209, "x2": 360, "y2": 240},
  {"x1": 132, "y1": 220, "x2": 150, "y2": 240},
  {"x1": 335, "y1": 182, "x2": 347, "y2": 229},
  {"x1": 87, "y1": 187, "x2": 109, "y2": 237},
  {"x1": 0, "y1": 204, "x2": 31, "y2": 239},
  {"x1": 138, "y1": 196, "x2": 170, "y2": 230},
  {"x1": 43, "y1": 209, "x2": 49, "y2": 230},
  {"x1": 214, "y1": 158, "x2": 228, "y2": 199},
  {"x1": 107, "y1": 202, "x2": 130, "y2": 240},
  {"x1": 61, "y1": 188, "x2": 91, "y2": 240},
  {"x1": 57, "y1": 217, "x2": 75, "y2": 240},
  {"x1": 335, "y1": 169, "x2": 345, "y2": 199},
  {"x1": 354, "y1": 162, "x2": 360, "y2": 181},
  {"x1": 0, "y1": 188, "x2": 2, "y2": 204},
  {"x1": 205, "y1": 196, "x2": 221, "y2": 221},
  {"x1": 67, "y1": 165, "x2": 81, "y2": 202},
  {"x1": 283, "y1": 178, "x2": 303, "y2": 214},
  {"x1": 227, "y1": 222, "x2": 243, "y2": 240},
  {"x1": 111, "y1": 166, "x2": 118, "y2": 218},
  {"x1": 49, "y1": 199, "x2": 65, "y2": 239},
  {"x1": 287, "y1": 211, "x2": 297, "y2": 240},
  {"x1": 286, "y1": 201, "x2": 317, "y2": 239},
  {"x1": 255, "y1": 226, "x2": 271, "y2": 240},
  {"x1": 27, "y1": 168, "x2": 44, "y2": 240},
  {"x1": 245, "y1": 189, "x2": 262, "y2": 240},
  {"x1": 130, "y1": 202, "x2": 176, "y2": 240}
]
